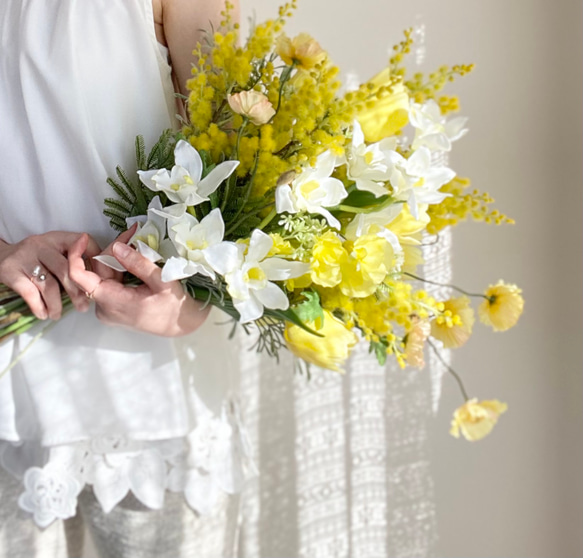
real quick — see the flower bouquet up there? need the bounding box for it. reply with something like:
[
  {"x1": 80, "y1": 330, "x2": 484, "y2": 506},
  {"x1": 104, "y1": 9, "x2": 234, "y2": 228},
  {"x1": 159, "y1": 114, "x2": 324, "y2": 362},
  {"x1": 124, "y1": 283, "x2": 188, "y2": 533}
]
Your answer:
[{"x1": 0, "y1": 2, "x2": 524, "y2": 440}]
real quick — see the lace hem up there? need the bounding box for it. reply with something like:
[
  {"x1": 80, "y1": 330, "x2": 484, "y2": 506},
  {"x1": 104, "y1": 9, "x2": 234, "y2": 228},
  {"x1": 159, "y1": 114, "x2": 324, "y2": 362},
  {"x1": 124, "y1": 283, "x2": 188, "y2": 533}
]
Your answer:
[{"x1": 0, "y1": 399, "x2": 255, "y2": 528}]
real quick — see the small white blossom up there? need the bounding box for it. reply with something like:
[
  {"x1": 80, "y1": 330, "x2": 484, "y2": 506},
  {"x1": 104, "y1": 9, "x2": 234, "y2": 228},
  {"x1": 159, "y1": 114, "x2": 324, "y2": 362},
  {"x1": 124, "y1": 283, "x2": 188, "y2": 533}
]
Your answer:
[
  {"x1": 275, "y1": 151, "x2": 347, "y2": 229},
  {"x1": 409, "y1": 99, "x2": 468, "y2": 152},
  {"x1": 138, "y1": 140, "x2": 239, "y2": 206},
  {"x1": 205, "y1": 230, "x2": 309, "y2": 323}
]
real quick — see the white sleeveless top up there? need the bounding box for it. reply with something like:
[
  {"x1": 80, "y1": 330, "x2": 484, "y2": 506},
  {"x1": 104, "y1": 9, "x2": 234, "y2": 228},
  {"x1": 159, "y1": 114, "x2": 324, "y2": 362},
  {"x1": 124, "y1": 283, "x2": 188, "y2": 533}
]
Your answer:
[{"x1": 0, "y1": 0, "x2": 252, "y2": 527}]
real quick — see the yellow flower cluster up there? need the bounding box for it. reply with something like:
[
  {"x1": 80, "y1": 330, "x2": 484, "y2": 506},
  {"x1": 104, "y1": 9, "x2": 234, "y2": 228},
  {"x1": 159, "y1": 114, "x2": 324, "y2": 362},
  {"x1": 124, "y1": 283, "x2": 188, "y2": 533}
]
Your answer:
[
  {"x1": 426, "y1": 176, "x2": 515, "y2": 235},
  {"x1": 405, "y1": 64, "x2": 475, "y2": 105}
]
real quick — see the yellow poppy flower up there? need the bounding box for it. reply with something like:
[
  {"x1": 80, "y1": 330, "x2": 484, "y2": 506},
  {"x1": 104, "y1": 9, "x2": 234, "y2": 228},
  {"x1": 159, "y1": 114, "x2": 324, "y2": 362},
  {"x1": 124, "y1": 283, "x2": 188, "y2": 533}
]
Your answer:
[
  {"x1": 276, "y1": 33, "x2": 326, "y2": 70},
  {"x1": 431, "y1": 296, "x2": 475, "y2": 348},
  {"x1": 479, "y1": 281, "x2": 524, "y2": 332},
  {"x1": 450, "y1": 398, "x2": 508, "y2": 441}
]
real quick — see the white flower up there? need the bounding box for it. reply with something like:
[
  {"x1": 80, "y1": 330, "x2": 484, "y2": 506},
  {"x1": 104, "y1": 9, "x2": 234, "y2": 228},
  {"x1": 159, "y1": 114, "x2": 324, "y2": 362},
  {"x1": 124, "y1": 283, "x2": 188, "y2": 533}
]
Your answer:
[
  {"x1": 18, "y1": 465, "x2": 81, "y2": 528},
  {"x1": 205, "y1": 229, "x2": 309, "y2": 323},
  {"x1": 409, "y1": 99, "x2": 468, "y2": 152},
  {"x1": 346, "y1": 120, "x2": 396, "y2": 197},
  {"x1": 138, "y1": 140, "x2": 239, "y2": 206},
  {"x1": 387, "y1": 147, "x2": 455, "y2": 219},
  {"x1": 161, "y1": 208, "x2": 230, "y2": 281},
  {"x1": 275, "y1": 151, "x2": 347, "y2": 229}
]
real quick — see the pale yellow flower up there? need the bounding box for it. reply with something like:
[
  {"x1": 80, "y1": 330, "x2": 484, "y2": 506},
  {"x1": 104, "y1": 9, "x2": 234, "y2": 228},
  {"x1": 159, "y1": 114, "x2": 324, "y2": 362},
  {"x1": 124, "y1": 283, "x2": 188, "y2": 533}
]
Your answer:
[
  {"x1": 357, "y1": 69, "x2": 409, "y2": 143},
  {"x1": 284, "y1": 310, "x2": 358, "y2": 372},
  {"x1": 310, "y1": 232, "x2": 347, "y2": 288},
  {"x1": 405, "y1": 316, "x2": 431, "y2": 369},
  {"x1": 267, "y1": 233, "x2": 294, "y2": 257},
  {"x1": 227, "y1": 90, "x2": 276, "y2": 125},
  {"x1": 276, "y1": 33, "x2": 326, "y2": 70},
  {"x1": 431, "y1": 296, "x2": 475, "y2": 348},
  {"x1": 450, "y1": 398, "x2": 508, "y2": 441},
  {"x1": 479, "y1": 281, "x2": 524, "y2": 332},
  {"x1": 340, "y1": 234, "x2": 394, "y2": 298}
]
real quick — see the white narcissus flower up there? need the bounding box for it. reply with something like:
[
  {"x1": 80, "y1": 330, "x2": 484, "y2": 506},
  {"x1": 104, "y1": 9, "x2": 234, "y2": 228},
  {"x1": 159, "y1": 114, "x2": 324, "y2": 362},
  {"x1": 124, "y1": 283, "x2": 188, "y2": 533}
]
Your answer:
[
  {"x1": 227, "y1": 91, "x2": 276, "y2": 126},
  {"x1": 138, "y1": 140, "x2": 239, "y2": 206},
  {"x1": 205, "y1": 230, "x2": 309, "y2": 323},
  {"x1": 161, "y1": 208, "x2": 230, "y2": 282},
  {"x1": 346, "y1": 120, "x2": 396, "y2": 197},
  {"x1": 275, "y1": 151, "x2": 347, "y2": 229},
  {"x1": 409, "y1": 99, "x2": 468, "y2": 152},
  {"x1": 387, "y1": 147, "x2": 455, "y2": 219}
]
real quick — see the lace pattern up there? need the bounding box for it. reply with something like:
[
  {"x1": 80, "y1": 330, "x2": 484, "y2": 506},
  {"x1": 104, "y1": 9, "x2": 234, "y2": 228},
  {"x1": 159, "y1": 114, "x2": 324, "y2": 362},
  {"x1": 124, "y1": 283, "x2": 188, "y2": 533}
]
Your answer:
[{"x1": 1, "y1": 397, "x2": 253, "y2": 528}]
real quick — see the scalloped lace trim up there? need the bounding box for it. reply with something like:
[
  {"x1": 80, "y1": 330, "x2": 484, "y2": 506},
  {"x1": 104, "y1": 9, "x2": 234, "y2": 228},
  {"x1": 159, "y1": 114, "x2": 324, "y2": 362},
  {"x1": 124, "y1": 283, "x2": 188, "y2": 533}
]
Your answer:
[{"x1": 3, "y1": 399, "x2": 255, "y2": 528}]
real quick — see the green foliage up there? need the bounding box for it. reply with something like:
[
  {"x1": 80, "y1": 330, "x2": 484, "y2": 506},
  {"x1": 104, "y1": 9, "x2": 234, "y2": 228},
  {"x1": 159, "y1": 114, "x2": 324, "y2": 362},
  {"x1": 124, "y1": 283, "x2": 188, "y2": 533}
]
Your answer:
[
  {"x1": 369, "y1": 337, "x2": 389, "y2": 366},
  {"x1": 295, "y1": 291, "x2": 324, "y2": 324}
]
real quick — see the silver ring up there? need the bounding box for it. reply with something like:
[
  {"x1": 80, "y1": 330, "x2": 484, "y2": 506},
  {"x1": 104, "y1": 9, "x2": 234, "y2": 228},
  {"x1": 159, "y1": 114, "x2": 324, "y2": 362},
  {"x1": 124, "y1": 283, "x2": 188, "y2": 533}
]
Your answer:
[
  {"x1": 31, "y1": 265, "x2": 42, "y2": 277},
  {"x1": 38, "y1": 273, "x2": 47, "y2": 282}
]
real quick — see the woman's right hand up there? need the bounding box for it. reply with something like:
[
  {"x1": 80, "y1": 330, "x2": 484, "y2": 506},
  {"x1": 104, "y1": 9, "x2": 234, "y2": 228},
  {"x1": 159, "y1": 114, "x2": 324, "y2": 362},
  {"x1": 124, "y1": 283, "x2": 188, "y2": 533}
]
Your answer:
[{"x1": 0, "y1": 232, "x2": 102, "y2": 320}]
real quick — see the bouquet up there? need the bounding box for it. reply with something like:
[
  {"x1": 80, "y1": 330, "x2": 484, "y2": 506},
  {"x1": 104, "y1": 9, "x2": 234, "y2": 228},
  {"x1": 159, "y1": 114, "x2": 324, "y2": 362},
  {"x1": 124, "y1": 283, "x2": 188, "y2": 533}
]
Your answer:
[{"x1": 0, "y1": 2, "x2": 524, "y2": 441}]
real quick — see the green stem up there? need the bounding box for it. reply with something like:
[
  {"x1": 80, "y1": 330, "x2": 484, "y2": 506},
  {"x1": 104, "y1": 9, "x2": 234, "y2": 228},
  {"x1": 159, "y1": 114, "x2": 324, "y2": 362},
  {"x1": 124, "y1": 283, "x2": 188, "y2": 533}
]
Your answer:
[
  {"x1": 221, "y1": 119, "x2": 247, "y2": 212},
  {"x1": 274, "y1": 63, "x2": 296, "y2": 115},
  {"x1": 427, "y1": 339, "x2": 470, "y2": 402},
  {"x1": 258, "y1": 208, "x2": 277, "y2": 231},
  {"x1": 226, "y1": 151, "x2": 259, "y2": 229},
  {"x1": 403, "y1": 272, "x2": 490, "y2": 301}
]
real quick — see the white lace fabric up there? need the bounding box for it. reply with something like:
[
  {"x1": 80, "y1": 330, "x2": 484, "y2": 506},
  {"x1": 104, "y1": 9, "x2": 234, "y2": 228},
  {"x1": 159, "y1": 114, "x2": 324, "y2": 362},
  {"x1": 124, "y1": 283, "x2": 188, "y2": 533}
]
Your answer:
[{"x1": 1, "y1": 393, "x2": 254, "y2": 528}]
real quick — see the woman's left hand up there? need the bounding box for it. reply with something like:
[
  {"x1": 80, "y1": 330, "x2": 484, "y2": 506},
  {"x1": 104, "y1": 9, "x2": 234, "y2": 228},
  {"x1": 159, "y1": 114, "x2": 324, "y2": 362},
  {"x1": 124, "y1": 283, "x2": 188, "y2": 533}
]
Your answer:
[{"x1": 68, "y1": 234, "x2": 210, "y2": 337}]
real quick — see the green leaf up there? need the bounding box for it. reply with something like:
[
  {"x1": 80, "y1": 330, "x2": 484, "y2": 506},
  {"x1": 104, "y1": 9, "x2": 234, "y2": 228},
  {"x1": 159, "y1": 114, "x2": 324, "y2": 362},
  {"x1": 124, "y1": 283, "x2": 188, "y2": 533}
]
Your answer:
[
  {"x1": 342, "y1": 189, "x2": 390, "y2": 208},
  {"x1": 294, "y1": 291, "x2": 324, "y2": 324},
  {"x1": 370, "y1": 338, "x2": 388, "y2": 366}
]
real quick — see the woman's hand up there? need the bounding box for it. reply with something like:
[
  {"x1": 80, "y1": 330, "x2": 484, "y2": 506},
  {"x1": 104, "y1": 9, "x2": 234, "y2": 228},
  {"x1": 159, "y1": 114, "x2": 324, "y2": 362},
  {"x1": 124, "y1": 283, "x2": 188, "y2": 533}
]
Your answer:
[
  {"x1": 0, "y1": 232, "x2": 102, "y2": 320},
  {"x1": 69, "y1": 234, "x2": 210, "y2": 337}
]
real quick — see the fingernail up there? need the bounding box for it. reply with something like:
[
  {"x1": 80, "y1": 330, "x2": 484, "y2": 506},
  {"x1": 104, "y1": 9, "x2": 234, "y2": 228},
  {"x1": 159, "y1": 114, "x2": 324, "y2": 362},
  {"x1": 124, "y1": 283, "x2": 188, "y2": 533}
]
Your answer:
[{"x1": 113, "y1": 242, "x2": 131, "y2": 258}]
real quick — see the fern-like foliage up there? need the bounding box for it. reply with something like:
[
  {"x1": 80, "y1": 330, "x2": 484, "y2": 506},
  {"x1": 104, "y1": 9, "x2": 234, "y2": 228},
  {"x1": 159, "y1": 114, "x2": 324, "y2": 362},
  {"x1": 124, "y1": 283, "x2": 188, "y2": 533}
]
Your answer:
[{"x1": 104, "y1": 130, "x2": 177, "y2": 231}]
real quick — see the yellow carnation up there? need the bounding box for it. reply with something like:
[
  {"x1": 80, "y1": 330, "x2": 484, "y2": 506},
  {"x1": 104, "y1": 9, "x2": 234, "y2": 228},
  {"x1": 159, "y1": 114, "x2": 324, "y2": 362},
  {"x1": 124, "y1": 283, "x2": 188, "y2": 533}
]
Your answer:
[
  {"x1": 340, "y1": 234, "x2": 394, "y2": 298},
  {"x1": 310, "y1": 232, "x2": 347, "y2": 288},
  {"x1": 478, "y1": 281, "x2": 524, "y2": 332},
  {"x1": 284, "y1": 310, "x2": 358, "y2": 373},
  {"x1": 450, "y1": 398, "x2": 508, "y2": 441},
  {"x1": 431, "y1": 296, "x2": 475, "y2": 348},
  {"x1": 276, "y1": 33, "x2": 327, "y2": 70},
  {"x1": 357, "y1": 69, "x2": 409, "y2": 142}
]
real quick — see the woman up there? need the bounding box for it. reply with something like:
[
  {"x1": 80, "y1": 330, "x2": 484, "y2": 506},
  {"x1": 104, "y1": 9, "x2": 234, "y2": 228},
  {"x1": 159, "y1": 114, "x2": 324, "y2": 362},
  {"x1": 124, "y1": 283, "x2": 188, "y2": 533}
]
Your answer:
[{"x1": 0, "y1": 0, "x2": 248, "y2": 556}]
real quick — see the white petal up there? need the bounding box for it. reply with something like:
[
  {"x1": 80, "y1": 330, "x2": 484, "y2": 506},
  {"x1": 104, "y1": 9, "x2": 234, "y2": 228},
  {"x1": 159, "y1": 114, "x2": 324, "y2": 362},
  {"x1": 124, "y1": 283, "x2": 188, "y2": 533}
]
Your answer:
[
  {"x1": 354, "y1": 177, "x2": 388, "y2": 197},
  {"x1": 312, "y1": 150, "x2": 336, "y2": 179},
  {"x1": 261, "y1": 258, "x2": 309, "y2": 281},
  {"x1": 406, "y1": 147, "x2": 431, "y2": 176},
  {"x1": 352, "y1": 119, "x2": 365, "y2": 147},
  {"x1": 234, "y1": 296, "x2": 264, "y2": 323},
  {"x1": 174, "y1": 140, "x2": 203, "y2": 183},
  {"x1": 253, "y1": 281, "x2": 289, "y2": 311},
  {"x1": 315, "y1": 207, "x2": 341, "y2": 230},
  {"x1": 275, "y1": 185, "x2": 297, "y2": 214},
  {"x1": 425, "y1": 167, "x2": 456, "y2": 190},
  {"x1": 247, "y1": 229, "x2": 273, "y2": 263},
  {"x1": 126, "y1": 215, "x2": 147, "y2": 229},
  {"x1": 417, "y1": 133, "x2": 451, "y2": 152},
  {"x1": 200, "y1": 208, "x2": 225, "y2": 245},
  {"x1": 197, "y1": 160, "x2": 239, "y2": 198},
  {"x1": 408, "y1": 190, "x2": 419, "y2": 219},
  {"x1": 317, "y1": 177, "x2": 348, "y2": 206},
  {"x1": 137, "y1": 169, "x2": 162, "y2": 191},
  {"x1": 161, "y1": 257, "x2": 194, "y2": 282},
  {"x1": 128, "y1": 451, "x2": 166, "y2": 510},
  {"x1": 376, "y1": 228, "x2": 403, "y2": 254},
  {"x1": 150, "y1": 203, "x2": 188, "y2": 220},
  {"x1": 204, "y1": 242, "x2": 243, "y2": 276},
  {"x1": 91, "y1": 460, "x2": 130, "y2": 514},
  {"x1": 92, "y1": 255, "x2": 127, "y2": 272},
  {"x1": 135, "y1": 240, "x2": 163, "y2": 263}
]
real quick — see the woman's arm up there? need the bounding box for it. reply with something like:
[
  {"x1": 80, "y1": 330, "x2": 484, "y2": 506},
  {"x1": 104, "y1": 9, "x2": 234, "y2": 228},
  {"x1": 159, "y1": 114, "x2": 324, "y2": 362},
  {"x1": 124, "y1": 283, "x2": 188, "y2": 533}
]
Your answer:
[{"x1": 158, "y1": 0, "x2": 240, "y2": 97}]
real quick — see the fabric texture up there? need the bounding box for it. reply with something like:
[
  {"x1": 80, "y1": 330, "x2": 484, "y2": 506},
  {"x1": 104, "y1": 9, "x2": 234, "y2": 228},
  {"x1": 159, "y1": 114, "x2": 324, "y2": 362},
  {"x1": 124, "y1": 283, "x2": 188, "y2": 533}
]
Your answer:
[{"x1": 0, "y1": 0, "x2": 252, "y2": 529}]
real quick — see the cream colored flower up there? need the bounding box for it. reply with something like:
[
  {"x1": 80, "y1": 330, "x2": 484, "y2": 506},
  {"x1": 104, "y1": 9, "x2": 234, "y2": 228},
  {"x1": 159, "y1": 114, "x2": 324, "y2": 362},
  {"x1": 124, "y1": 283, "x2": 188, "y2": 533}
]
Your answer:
[
  {"x1": 357, "y1": 69, "x2": 409, "y2": 143},
  {"x1": 431, "y1": 296, "x2": 475, "y2": 349},
  {"x1": 276, "y1": 33, "x2": 326, "y2": 70},
  {"x1": 284, "y1": 310, "x2": 358, "y2": 372},
  {"x1": 405, "y1": 316, "x2": 431, "y2": 369},
  {"x1": 450, "y1": 398, "x2": 508, "y2": 441},
  {"x1": 478, "y1": 281, "x2": 524, "y2": 332},
  {"x1": 227, "y1": 91, "x2": 275, "y2": 125}
]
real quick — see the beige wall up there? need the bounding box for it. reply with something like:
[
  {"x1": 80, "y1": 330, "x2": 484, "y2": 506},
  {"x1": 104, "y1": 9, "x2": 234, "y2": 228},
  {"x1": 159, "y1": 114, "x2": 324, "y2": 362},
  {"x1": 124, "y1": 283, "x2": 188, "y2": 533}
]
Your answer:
[{"x1": 243, "y1": 0, "x2": 583, "y2": 556}]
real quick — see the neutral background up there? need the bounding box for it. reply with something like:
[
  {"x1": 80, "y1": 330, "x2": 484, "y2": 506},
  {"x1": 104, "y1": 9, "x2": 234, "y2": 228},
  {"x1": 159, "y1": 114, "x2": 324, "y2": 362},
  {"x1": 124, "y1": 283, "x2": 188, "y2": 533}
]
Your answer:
[
  {"x1": 80, "y1": 1, "x2": 582, "y2": 556},
  {"x1": 244, "y1": 0, "x2": 583, "y2": 557}
]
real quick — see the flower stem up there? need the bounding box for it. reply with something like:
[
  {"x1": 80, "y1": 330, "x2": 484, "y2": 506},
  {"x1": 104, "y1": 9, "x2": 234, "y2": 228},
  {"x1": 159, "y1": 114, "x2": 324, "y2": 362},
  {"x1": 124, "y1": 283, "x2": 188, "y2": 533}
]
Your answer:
[
  {"x1": 258, "y1": 208, "x2": 277, "y2": 231},
  {"x1": 403, "y1": 271, "x2": 489, "y2": 300},
  {"x1": 427, "y1": 339, "x2": 469, "y2": 402}
]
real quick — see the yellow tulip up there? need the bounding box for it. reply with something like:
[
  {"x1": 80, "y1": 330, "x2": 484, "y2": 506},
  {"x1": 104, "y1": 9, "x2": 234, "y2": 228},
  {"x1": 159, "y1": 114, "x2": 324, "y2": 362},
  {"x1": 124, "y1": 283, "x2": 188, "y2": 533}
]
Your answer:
[
  {"x1": 284, "y1": 310, "x2": 358, "y2": 372},
  {"x1": 450, "y1": 398, "x2": 508, "y2": 441},
  {"x1": 357, "y1": 69, "x2": 409, "y2": 143}
]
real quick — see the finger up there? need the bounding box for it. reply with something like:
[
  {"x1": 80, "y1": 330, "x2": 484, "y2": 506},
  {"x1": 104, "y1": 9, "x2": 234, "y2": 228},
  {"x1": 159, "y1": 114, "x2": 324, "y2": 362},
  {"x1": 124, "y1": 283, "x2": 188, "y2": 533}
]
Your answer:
[
  {"x1": 92, "y1": 224, "x2": 138, "y2": 281},
  {"x1": 68, "y1": 234, "x2": 103, "y2": 296},
  {"x1": 112, "y1": 242, "x2": 164, "y2": 291},
  {"x1": 50, "y1": 231, "x2": 102, "y2": 258},
  {"x1": 41, "y1": 249, "x2": 89, "y2": 313},
  {"x1": 30, "y1": 271, "x2": 63, "y2": 321},
  {"x1": 6, "y1": 273, "x2": 48, "y2": 320}
]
